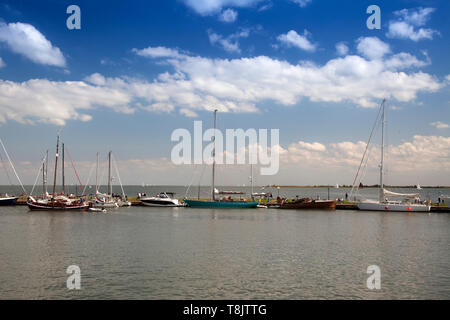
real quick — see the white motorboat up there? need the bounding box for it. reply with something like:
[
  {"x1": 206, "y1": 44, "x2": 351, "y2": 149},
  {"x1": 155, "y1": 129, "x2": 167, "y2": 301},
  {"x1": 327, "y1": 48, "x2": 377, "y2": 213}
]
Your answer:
[
  {"x1": 354, "y1": 100, "x2": 430, "y2": 212},
  {"x1": 140, "y1": 192, "x2": 183, "y2": 207}
]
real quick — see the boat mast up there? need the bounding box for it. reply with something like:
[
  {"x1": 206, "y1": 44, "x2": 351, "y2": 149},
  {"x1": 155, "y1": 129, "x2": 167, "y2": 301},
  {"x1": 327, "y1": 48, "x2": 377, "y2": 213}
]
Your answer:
[
  {"x1": 45, "y1": 150, "x2": 48, "y2": 194},
  {"x1": 42, "y1": 156, "x2": 45, "y2": 194},
  {"x1": 250, "y1": 164, "x2": 254, "y2": 200},
  {"x1": 108, "y1": 151, "x2": 112, "y2": 196},
  {"x1": 62, "y1": 143, "x2": 65, "y2": 194},
  {"x1": 95, "y1": 152, "x2": 99, "y2": 194},
  {"x1": 52, "y1": 135, "x2": 59, "y2": 197},
  {"x1": 211, "y1": 110, "x2": 217, "y2": 201},
  {"x1": 379, "y1": 99, "x2": 386, "y2": 203}
]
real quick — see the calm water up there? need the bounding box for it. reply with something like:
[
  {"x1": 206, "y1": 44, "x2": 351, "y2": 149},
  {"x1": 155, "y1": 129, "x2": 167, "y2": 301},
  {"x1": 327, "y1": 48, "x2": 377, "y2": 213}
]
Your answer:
[{"x1": 0, "y1": 186, "x2": 449, "y2": 299}]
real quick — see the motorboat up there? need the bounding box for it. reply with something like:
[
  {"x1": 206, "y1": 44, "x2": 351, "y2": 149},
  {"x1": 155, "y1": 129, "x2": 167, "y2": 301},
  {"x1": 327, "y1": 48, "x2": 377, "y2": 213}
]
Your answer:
[{"x1": 140, "y1": 192, "x2": 183, "y2": 207}]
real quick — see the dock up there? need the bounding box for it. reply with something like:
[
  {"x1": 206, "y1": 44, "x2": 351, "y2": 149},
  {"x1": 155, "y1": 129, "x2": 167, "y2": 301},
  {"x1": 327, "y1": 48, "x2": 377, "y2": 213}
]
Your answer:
[{"x1": 10, "y1": 198, "x2": 450, "y2": 212}]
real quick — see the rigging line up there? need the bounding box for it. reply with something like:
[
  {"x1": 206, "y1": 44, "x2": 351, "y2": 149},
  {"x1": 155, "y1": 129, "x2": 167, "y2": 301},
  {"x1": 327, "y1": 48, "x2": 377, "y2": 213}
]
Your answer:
[
  {"x1": 97, "y1": 157, "x2": 106, "y2": 194},
  {"x1": 111, "y1": 153, "x2": 126, "y2": 197},
  {"x1": 0, "y1": 150, "x2": 14, "y2": 187},
  {"x1": 0, "y1": 138, "x2": 27, "y2": 195},
  {"x1": 184, "y1": 164, "x2": 199, "y2": 199},
  {"x1": 30, "y1": 154, "x2": 47, "y2": 196},
  {"x1": 349, "y1": 102, "x2": 383, "y2": 198},
  {"x1": 64, "y1": 147, "x2": 83, "y2": 191},
  {"x1": 82, "y1": 161, "x2": 96, "y2": 195}
]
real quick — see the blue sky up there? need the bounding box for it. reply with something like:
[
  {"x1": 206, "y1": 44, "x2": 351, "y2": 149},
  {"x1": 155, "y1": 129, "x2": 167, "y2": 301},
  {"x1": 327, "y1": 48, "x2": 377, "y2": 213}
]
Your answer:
[{"x1": 0, "y1": 0, "x2": 449, "y2": 186}]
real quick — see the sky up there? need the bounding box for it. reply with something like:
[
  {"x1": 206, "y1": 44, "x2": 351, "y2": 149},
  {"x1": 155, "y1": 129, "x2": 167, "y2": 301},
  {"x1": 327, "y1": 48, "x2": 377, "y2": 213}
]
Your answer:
[{"x1": 0, "y1": 0, "x2": 449, "y2": 188}]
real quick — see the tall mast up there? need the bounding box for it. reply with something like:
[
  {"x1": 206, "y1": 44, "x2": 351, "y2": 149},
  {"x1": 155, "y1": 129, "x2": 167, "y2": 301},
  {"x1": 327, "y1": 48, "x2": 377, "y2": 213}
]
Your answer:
[
  {"x1": 45, "y1": 149, "x2": 48, "y2": 194},
  {"x1": 95, "y1": 152, "x2": 99, "y2": 194},
  {"x1": 52, "y1": 135, "x2": 59, "y2": 197},
  {"x1": 379, "y1": 99, "x2": 386, "y2": 203},
  {"x1": 211, "y1": 110, "x2": 217, "y2": 201},
  {"x1": 250, "y1": 164, "x2": 254, "y2": 200},
  {"x1": 62, "y1": 143, "x2": 65, "y2": 194},
  {"x1": 108, "y1": 151, "x2": 112, "y2": 196},
  {"x1": 42, "y1": 159, "x2": 45, "y2": 194}
]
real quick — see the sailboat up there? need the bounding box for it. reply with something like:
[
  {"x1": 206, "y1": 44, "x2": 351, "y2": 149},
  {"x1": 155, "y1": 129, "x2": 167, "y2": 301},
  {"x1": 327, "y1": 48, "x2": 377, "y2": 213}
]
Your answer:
[
  {"x1": 184, "y1": 110, "x2": 258, "y2": 208},
  {"x1": 0, "y1": 138, "x2": 26, "y2": 205},
  {"x1": 92, "y1": 152, "x2": 119, "y2": 208},
  {"x1": 356, "y1": 100, "x2": 430, "y2": 212},
  {"x1": 92, "y1": 151, "x2": 131, "y2": 208},
  {"x1": 27, "y1": 135, "x2": 89, "y2": 211}
]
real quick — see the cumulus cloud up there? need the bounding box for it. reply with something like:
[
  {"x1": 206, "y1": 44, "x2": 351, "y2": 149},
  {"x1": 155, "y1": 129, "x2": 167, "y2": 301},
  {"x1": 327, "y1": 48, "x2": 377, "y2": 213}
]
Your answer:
[
  {"x1": 0, "y1": 39, "x2": 445, "y2": 125},
  {"x1": 0, "y1": 78, "x2": 132, "y2": 125},
  {"x1": 182, "y1": 0, "x2": 262, "y2": 15},
  {"x1": 208, "y1": 29, "x2": 250, "y2": 53},
  {"x1": 386, "y1": 7, "x2": 438, "y2": 41},
  {"x1": 335, "y1": 42, "x2": 348, "y2": 56},
  {"x1": 280, "y1": 135, "x2": 450, "y2": 177},
  {"x1": 132, "y1": 46, "x2": 185, "y2": 59},
  {"x1": 356, "y1": 37, "x2": 390, "y2": 60},
  {"x1": 219, "y1": 8, "x2": 238, "y2": 22},
  {"x1": 384, "y1": 52, "x2": 430, "y2": 70},
  {"x1": 290, "y1": 0, "x2": 312, "y2": 7},
  {"x1": 430, "y1": 121, "x2": 449, "y2": 129},
  {"x1": 277, "y1": 30, "x2": 317, "y2": 52},
  {"x1": 0, "y1": 21, "x2": 66, "y2": 67}
]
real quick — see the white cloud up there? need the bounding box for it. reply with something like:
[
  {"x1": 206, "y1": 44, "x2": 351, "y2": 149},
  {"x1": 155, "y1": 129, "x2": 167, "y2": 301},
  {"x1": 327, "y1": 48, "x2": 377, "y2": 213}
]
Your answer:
[
  {"x1": 182, "y1": 0, "x2": 262, "y2": 15},
  {"x1": 208, "y1": 29, "x2": 250, "y2": 53},
  {"x1": 180, "y1": 108, "x2": 199, "y2": 117},
  {"x1": 0, "y1": 78, "x2": 132, "y2": 125},
  {"x1": 387, "y1": 7, "x2": 438, "y2": 41},
  {"x1": 277, "y1": 30, "x2": 316, "y2": 52},
  {"x1": 0, "y1": 57, "x2": 5, "y2": 68},
  {"x1": 290, "y1": 0, "x2": 312, "y2": 7},
  {"x1": 132, "y1": 46, "x2": 185, "y2": 59},
  {"x1": 280, "y1": 135, "x2": 450, "y2": 182},
  {"x1": 0, "y1": 39, "x2": 445, "y2": 126},
  {"x1": 219, "y1": 8, "x2": 238, "y2": 22},
  {"x1": 0, "y1": 22, "x2": 66, "y2": 67},
  {"x1": 430, "y1": 121, "x2": 449, "y2": 129},
  {"x1": 394, "y1": 7, "x2": 435, "y2": 27},
  {"x1": 356, "y1": 37, "x2": 390, "y2": 60},
  {"x1": 384, "y1": 52, "x2": 429, "y2": 70},
  {"x1": 335, "y1": 42, "x2": 348, "y2": 56}
]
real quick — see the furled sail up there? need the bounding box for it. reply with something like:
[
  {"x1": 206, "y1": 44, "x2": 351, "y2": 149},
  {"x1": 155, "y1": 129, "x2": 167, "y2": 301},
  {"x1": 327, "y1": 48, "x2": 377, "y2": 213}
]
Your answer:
[{"x1": 383, "y1": 189, "x2": 419, "y2": 199}]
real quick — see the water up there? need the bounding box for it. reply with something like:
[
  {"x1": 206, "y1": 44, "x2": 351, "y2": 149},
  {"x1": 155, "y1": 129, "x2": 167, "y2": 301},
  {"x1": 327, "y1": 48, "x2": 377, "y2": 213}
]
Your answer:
[{"x1": 0, "y1": 187, "x2": 449, "y2": 299}]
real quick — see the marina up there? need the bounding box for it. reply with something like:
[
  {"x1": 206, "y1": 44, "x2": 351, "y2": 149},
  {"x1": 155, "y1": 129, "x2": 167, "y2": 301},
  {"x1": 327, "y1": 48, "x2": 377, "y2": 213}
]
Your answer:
[{"x1": 0, "y1": 201, "x2": 449, "y2": 299}]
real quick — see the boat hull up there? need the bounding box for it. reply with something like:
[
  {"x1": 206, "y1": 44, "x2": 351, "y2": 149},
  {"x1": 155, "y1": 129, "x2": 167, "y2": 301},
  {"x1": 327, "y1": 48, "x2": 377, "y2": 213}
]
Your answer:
[
  {"x1": 184, "y1": 199, "x2": 258, "y2": 208},
  {"x1": 0, "y1": 197, "x2": 18, "y2": 206},
  {"x1": 280, "y1": 199, "x2": 336, "y2": 210},
  {"x1": 140, "y1": 198, "x2": 182, "y2": 207},
  {"x1": 92, "y1": 201, "x2": 119, "y2": 208},
  {"x1": 27, "y1": 201, "x2": 89, "y2": 211},
  {"x1": 357, "y1": 201, "x2": 430, "y2": 212}
]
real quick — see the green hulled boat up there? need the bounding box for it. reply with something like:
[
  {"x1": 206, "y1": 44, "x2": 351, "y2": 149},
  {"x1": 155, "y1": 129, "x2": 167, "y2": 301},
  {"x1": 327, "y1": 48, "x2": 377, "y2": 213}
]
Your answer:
[
  {"x1": 184, "y1": 199, "x2": 258, "y2": 208},
  {"x1": 184, "y1": 110, "x2": 258, "y2": 209}
]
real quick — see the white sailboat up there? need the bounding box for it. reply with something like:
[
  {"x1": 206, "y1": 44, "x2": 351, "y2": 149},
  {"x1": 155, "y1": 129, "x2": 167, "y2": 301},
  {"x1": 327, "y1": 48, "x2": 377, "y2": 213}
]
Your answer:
[{"x1": 356, "y1": 100, "x2": 430, "y2": 212}]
